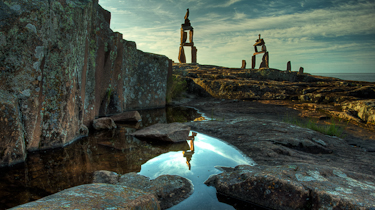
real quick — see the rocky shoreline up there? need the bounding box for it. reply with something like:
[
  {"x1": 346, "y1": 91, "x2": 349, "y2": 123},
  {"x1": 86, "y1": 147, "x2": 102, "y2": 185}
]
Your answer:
[
  {"x1": 166, "y1": 63, "x2": 375, "y2": 209},
  {"x1": 174, "y1": 63, "x2": 375, "y2": 125},
  {"x1": 8, "y1": 63, "x2": 375, "y2": 209}
]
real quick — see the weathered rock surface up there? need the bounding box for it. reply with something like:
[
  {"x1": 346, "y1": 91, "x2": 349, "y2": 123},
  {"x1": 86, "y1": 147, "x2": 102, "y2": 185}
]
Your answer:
[
  {"x1": 93, "y1": 171, "x2": 194, "y2": 209},
  {"x1": 173, "y1": 63, "x2": 375, "y2": 126},
  {"x1": 342, "y1": 99, "x2": 375, "y2": 124},
  {"x1": 0, "y1": 0, "x2": 169, "y2": 166},
  {"x1": 205, "y1": 164, "x2": 375, "y2": 210},
  {"x1": 174, "y1": 96, "x2": 375, "y2": 209},
  {"x1": 184, "y1": 115, "x2": 375, "y2": 176},
  {"x1": 92, "y1": 117, "x2": 117, "y2": 130},
  {"x1": 10, "y1": 183, "x2": 160, "y2": 210},
  {"x1": 0, "y1": 90, "x2": 26, "y2": 167},
  {"x1": 174, "y1": 63, "x2": 374, "y2": 102},
  {"x1": 131, "y1": 122, "x2": 191, "y2": 143},
  {"x1": 110, "y1": 110, "x2": 142, "y2": 122}
]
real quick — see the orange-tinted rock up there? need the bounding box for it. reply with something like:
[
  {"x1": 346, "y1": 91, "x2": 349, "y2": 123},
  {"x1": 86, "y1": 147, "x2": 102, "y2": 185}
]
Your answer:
[
  {"x1": 342, "y1": 99, "x2": 375, "y2": 123},
  {"x1": 251, "y1": 55, "x2": 256, "y2": 69},
  {"x1": 179, "y1": 46, "x2": 186, "y2": 63},
  {"x1": 191, "y1": 46, "x2": 197, "y2": 63},
  {"x1": 189, "y1": 30, "x2": 194, "y2": 43},
  {"x1": 241, "y1": 60, "x2": 246, "y2": 69}
]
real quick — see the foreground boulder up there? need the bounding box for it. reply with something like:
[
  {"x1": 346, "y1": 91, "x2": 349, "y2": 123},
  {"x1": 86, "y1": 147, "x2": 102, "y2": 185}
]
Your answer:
[
  {"x1": 110, "y1": 111, "x2": 142, "y2": 122},
  {"x1": 131, "y1": 123, "x2": 191, "y2": 143},
  {"x1": 205, "y1": 164, "x2": 375, "y2": 210},
  {"x1": 92, "y1": 117, "x2": 117, "y2": 130},
  {"x1": 93, "y1": 171, "x2": 194, "y2": 209},
  {"x1": 10, "y1": 183, "x2": 160, "y2": 209}
]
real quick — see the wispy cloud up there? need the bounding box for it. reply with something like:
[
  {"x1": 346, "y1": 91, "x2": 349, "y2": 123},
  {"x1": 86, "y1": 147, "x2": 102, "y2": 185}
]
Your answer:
[
  {"x1": 196, "y1": 2, "x2": 375, "y2": 38},
  {"x1": 233, "y1": 11, "x2": 246, "y2": 19},
  {"x1": 213, "y1": 0, "x2": 242, "y2": 8},
  {"x1": 101, "y1": 0, "x2": 375, "y2": 73}
]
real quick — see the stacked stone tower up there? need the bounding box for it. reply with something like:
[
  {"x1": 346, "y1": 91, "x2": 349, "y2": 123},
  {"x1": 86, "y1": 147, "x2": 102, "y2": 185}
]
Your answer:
[
  {"x1": 252, "y1": 34, "x2": 269, "y2": 69},
  {"x1": 178, "y1": 9, "x2": 197, "y2": 63}
]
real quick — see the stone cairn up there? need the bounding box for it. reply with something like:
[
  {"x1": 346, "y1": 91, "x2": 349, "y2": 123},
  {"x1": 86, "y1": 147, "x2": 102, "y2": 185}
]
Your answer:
[
  {"x1": 178, "y1": 8, "x2": 197, "y2": 63},
  {"x1": 252, "y1": 34, "x2": 269, "y2": 69}
]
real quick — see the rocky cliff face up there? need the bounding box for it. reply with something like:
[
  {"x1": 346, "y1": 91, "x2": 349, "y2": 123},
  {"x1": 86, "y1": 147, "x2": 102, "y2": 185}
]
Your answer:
[{"x1": 0, "y1": 0, "x2": 169, "y2": 166}]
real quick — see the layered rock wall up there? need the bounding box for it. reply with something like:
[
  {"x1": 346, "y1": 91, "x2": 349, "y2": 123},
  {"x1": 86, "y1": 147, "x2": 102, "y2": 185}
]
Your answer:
[{"x1": 0, "y1": 0, "x2": 169, "y2": 166}]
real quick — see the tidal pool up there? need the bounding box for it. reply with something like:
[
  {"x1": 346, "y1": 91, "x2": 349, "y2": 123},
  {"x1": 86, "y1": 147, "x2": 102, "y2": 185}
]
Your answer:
[
  {"x1": 140, "y1": 131, "x2": 256, "y2": 210},
  {"x1": 0, "y1": 106, "x2": 258, "y2": 209}
]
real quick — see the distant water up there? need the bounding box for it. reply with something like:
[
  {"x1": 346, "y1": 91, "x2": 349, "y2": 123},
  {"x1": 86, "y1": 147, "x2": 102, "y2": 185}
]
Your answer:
[{"x1": 314, "y1": 73, "x2": 375, "y2": 82}]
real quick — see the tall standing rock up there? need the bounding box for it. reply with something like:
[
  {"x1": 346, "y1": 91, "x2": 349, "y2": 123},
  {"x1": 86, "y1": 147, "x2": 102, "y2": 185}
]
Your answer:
[
  {"x1": 299, "y1": 67, "x2": 304, "y2": 74},
  {"x1": 0, "y1": 0, "x2": 169, "y2": 166},
  {"x1": 259, "y1": 52, "x2": 269, "y2": 68},
  {"x1": 241, "y1": 60, "x2": 246, "y2": 69},
  {"x1": 178, "y1": 46, "x2": 186, "y2": 63},
  {"x1": 287, "y1": 61, "x2": 292, "y2": 73}
]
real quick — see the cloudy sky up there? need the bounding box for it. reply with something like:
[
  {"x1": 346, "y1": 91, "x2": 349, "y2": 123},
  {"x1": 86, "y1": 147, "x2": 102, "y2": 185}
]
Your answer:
[{"x1": 99, "y1": 0, "x2": 375, "y2": 74}]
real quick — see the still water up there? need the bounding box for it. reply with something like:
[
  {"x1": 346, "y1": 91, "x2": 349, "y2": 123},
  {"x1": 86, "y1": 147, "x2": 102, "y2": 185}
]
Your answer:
[
  {"x1": 314, "y1": 73, "x2": 375, "y2": 83},
  {"x1": 0, "y1": 107, "x2": 257, "y2": 210},
  {"x1": 140, "y1": 131, "x2": 255, "y2": 210}
]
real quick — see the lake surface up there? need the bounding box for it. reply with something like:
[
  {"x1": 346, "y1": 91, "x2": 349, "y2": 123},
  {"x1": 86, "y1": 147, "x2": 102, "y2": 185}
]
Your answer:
[
  {"x1": 0, "y1": 107, "x2": 259, "y2": 210},
  {"x1": 314, "y1": 73, "x2": 375, "y2": 82}
]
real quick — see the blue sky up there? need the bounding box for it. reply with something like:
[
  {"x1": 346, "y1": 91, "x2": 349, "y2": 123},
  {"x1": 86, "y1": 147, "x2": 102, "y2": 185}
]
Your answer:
[{"x1": 99, "y1": 0, "x2": 375, "y2": 73}]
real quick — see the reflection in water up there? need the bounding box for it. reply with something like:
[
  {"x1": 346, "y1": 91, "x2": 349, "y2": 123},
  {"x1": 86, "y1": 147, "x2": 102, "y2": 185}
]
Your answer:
[
  {"x1": 183, "y1": 132, "x2": 196, "y2": 170},
  {"x1": 0, "y1": 106, "x2": 255, "y2": 210},
  {"x1": 139, "y1": 131, "x2": 256, "y2": 210}
]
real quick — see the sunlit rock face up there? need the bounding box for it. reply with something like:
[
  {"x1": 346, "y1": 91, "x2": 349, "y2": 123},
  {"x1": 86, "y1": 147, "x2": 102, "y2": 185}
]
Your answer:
[{"x1": 0, "y1": 0, "x2": 169, "y2": 166}]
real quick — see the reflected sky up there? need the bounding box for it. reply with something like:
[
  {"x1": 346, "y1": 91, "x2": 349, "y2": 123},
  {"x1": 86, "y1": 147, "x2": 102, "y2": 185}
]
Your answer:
[{"x1": 139, "y1": 131, "x2": 256, "y2": 210}]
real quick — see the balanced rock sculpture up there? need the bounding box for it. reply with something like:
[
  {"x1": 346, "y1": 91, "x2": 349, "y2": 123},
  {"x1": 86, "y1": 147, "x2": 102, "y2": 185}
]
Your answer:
[
  {"x1": 178, "y1": 8, "x2": 197, "y2": 63},
  {"x1": 252, "y1": 34, "x2": 269, "y2": 69}
]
